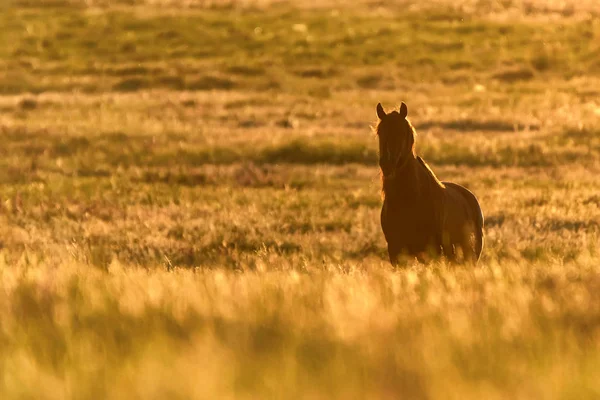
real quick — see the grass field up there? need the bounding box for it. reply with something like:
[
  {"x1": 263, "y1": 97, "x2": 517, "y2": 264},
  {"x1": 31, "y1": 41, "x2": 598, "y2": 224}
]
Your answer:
[{"x1": 1, "y1": 0, "x2": 600, "y2": 398}]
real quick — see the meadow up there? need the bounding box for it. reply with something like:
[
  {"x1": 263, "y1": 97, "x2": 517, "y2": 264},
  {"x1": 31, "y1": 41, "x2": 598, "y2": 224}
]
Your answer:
[{"x1": 1, "y1": 0, "x2": 600, "y2": 398}]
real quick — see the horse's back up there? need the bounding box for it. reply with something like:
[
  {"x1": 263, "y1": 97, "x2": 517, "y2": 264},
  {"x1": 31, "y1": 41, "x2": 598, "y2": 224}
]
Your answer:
[{"x1": 442, "y1": 182, "x2": 483, "y2": 225}]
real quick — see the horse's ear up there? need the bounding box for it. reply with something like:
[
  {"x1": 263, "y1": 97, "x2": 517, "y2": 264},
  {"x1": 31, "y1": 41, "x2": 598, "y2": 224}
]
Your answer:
[
  {"x1": 376, "y1": 103, "x2": 386, "y2": 120},
  {"x1": 399, "y1": 102, "x2": 408, "y2": 119}
]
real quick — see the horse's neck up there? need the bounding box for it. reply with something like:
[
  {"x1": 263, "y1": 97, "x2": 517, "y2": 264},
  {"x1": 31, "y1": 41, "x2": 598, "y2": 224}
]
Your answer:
[{"x1": 382, "y1": 156, "x2": 420, "y2": 202}]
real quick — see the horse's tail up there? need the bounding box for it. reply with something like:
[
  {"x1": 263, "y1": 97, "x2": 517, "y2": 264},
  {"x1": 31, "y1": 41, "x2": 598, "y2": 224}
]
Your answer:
[{"x1": 443, "y1": 182, "x2": 484, "y2": 261}]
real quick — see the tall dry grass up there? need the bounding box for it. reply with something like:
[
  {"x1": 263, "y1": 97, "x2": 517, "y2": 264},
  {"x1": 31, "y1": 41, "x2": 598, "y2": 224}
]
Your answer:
[{"x1": 1, "y1": 0, "x2": 599, "y2": 398}]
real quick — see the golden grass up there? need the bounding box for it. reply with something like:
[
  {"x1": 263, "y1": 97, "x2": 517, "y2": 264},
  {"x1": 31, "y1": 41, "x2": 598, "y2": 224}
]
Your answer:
[
  {"x1": 1, "y1": 0, "x2": 600, "y2": 398},
  {"x1": 13, "y1": 0, "x2": 600, "y2": 17},
  {"x1": 2, "y1": 255, "x2": 600, "y2": 399}
]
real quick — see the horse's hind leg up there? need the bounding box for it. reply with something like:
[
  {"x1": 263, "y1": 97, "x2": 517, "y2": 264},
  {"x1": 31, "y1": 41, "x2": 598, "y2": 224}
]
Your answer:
[
  {"x1": 459, "y1": 232, "x2": 479, "y2": 264},
  {"x1": 443, "y1": 235, "x2": 478, "y2": 264},
  {"x1": 387, "y1": 245, "x2": 405, "y2": 266},
  {"x1": 441, "y1": 243, "x2": 457, "y2": 263},
  {"x1": 439, "y1": 230, "x2": 458, "y2": 263}
]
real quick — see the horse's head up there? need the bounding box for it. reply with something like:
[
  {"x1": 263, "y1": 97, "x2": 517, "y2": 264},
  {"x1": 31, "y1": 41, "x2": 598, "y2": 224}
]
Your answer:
[{"x1": 375, "y1": 102, "x2": 416, "y2": 178}]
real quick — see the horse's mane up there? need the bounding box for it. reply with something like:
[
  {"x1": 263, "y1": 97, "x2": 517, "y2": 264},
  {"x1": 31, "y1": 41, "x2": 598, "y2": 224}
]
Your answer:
[
  {"x1": 377, "y1": 118, "x2": 445, "y2": 197},
  {"x1": 376, "y1": 116, "x2": 417, "y2": 196},
  {"x1": 416, "y1": 156, "x2": 445, "y2": 189}
]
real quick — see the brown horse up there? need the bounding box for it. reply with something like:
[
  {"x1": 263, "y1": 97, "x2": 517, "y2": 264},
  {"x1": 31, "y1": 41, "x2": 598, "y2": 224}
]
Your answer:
[{"x1": 375, "y1": 102, "x2": 484, "y2": 264}]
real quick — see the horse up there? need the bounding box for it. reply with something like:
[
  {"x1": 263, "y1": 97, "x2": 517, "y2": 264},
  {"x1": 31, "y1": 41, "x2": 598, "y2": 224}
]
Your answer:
[{"x1": 375, "y1": 102, "x2": 484, "y2": 265}]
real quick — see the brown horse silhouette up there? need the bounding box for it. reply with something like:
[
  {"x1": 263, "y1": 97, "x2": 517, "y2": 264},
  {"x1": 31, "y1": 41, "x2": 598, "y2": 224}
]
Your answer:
[{"x1": 375, "y1": 102, "x2": 484, "y2": 264}]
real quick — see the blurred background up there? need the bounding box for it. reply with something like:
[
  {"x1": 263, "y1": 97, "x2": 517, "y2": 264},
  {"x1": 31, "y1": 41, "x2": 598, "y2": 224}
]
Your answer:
[{"x1": 0, "y1": 0, "x2": 599, "y2": 399}]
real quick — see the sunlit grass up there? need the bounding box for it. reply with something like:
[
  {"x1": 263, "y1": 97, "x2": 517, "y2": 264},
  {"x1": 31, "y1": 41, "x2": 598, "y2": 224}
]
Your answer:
[
  {"x1": 1, "y1": 0, "x2": 600, "y2": 398},
  {"x1": 2, "y1": 255, "x2": 600, "y2": 399},
  {"x1": 1, "y1": 2, "x2": 599, "y2": 94}
]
